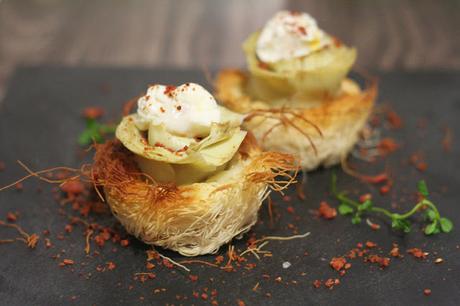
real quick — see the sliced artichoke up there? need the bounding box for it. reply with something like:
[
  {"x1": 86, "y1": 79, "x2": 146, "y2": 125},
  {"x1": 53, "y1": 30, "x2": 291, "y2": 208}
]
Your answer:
[
  {"x1": 116, "y1": 114, "x2": 247, "y2": 184},
  {"x1": 243, "y1": 31, "x2": 356, "y2": 101}
]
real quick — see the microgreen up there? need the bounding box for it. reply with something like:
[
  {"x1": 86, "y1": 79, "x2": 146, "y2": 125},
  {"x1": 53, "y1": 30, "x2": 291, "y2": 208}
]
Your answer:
[
  {"x1": 78, "y1": 118, "x2": 116, "y2": 146},
  {"x1": 331, "y1": 173, "x2": 453, "y2": 235}
]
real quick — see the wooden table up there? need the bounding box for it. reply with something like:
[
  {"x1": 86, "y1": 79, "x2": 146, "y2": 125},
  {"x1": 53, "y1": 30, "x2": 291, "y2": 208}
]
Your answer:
[{"x1": 1, "y1": 0, "x2": 459, "y2": 98}]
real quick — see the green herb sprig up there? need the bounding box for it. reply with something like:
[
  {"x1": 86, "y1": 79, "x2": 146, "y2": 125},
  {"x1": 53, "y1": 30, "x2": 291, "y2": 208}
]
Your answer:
[
  {"x1": 78, "y1": 118, "x2": 117, "y2": 146},
  {"x1": 331, "y1": 173, "x2": 453, "y2": 235}
]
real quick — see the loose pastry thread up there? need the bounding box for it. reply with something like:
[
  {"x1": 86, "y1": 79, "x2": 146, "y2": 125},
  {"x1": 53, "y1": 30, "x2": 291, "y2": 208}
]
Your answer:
[{"x1": 244, "y1": 107, "x2": 323, "y2": 155}]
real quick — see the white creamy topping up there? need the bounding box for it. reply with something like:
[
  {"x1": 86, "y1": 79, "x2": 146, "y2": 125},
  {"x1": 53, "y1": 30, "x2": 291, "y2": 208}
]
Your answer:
[
  {"x1": 136, "y1": 83, "x2": 222, "y2": 137},
  {"x1": 256, "y1": 10, "x2": 332, "y2": 63}
]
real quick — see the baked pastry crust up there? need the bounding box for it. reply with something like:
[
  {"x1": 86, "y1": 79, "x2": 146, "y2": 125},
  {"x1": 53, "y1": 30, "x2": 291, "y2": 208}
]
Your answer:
[
  {"x1": 215, "y1": 69, "x2": 377, "y2": 171},
  {"x1": 93, "y1": 134, "x2": 296, "y2": 256}
]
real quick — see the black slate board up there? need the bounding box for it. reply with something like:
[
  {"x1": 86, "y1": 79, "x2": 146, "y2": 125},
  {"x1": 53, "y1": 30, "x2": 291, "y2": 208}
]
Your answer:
[{"x1": 0, "y1": 67, "x2": 459, "y2": 306}]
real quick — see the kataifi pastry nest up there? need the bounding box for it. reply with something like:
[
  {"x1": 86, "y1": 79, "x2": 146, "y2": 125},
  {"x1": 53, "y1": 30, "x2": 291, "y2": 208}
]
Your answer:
[
  {"x1": 215, "y1": 70, "x2": 377, "y2": 171},
  {"x1": 92, "y1": 134, "x2": 297, "y2": 256}
]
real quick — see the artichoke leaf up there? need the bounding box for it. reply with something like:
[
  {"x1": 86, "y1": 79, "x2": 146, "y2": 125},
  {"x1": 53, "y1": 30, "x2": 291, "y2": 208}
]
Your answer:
[{"x1": 116, "y1": 115, "x2": 246, "y2": 168}]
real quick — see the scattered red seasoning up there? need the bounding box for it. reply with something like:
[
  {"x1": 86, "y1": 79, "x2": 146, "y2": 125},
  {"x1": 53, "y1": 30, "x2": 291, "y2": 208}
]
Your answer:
[
  {"x1": 324, "y1": 278, "x2": 340, "y2": 289},
  {"x1": 379, "y1": 184, "x2": 391, "y2": 195},
  {"x1": 317, "y1": 201, "x2": 337, "y2": 220},
  {"x1": 82, "y1": 107, "x2": 104, "y2": 119},
  {"x1": 407, "y1": 248, "x2": 428, "y2": 259},
  {"x1": 120, "y1": 239, "x2": 129, "y2": 247},
  {"x1": 258, "y1": 61, "x2": 270, "y2": 70},
  {"x1": 332, "y1": 37, "x2": 343, "y2": 47},
  {"x1": 164, "y1": 85, "x2": 177, "y2": 96},
  {"x1": 409, "y1": 153, "x2": 427, "y2": 172},
  {"x1": 330, "y1": 257, "x2": 347, "y2": 271},
  {"x1": 359, "y1": 193, "x2": 372, "y2": 203},
  {"x1": 162, "y1": 258, "x2": 174, "y2": 269},
  {"x1": 389, "y1": 246, "x2": 401, "y2": 258},
  {"x1": 386, "y1": 109, "x2": 403, "y2": 129},
  {"x1": 45, "y1": 238, "x2": 52, "y2": 248},
  {"x1": 201, "y1": 293, "x2": 208, "y2": 301},
  {"x1": 365, "y1": 241, "x2": 377, "y2": 248},
  {"x1": 237, "y1": 299, "x2": 246, "y2": 306},
  {"x1": 189, "y1": 275, "x2": 198, "y2": 282},
  {"x1": 297, "y1": 26, "x2": 307, "y2": 35},
  {"x1": 60, "y1": 259, "x2": 75, "y2": 266},
  {"x1": 60, "y1": 180, "x2": 84, "y2": 195},
  {"x1": 367, "y1": 255, "x2": 390, "y2": 268},
  {"x1": 313, "y1": 280, "x2": 322, "y2": 288},
  {"x1": 106, "y1": 261, "x2": 116, "y2": 270},
  {"x1": 377, "y1": 138, "x2": 399, "y2": 156},
  {"x1": 286, "y1": 206, "x2": 295, "y2": 214},
  {"x1": 64, "y1": 224, "x2": 73, "y2": 233},
  {"x1": 424, "y1": 289, "x2": 432, "y2": 296},
  {"x1": 146, "y1": 262, "x2": 155, "y2": 270},
  {"x1": 6, "y1": 212, "x2": 17, "y2": 222},
  {"x1": 215, "y1": 255, "x2": 224, "y2": 265}
]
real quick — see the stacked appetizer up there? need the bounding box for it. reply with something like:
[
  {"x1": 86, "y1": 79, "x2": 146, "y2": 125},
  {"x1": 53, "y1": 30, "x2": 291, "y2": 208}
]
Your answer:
[
  {"x1": 216, "y1": 11, "x2": 377, "y2": 170},
  {"x1": 93, "y1": 83, "x2": 297, "y2": 256}
]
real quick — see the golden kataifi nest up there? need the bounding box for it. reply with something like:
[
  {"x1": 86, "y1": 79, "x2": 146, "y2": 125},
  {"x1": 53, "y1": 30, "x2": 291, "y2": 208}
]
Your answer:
[
  {"x1": 92, "y1": 134, "x2": 297, "y2": 256},
  {"x1": 215, "y1": 70, "x2": 377, "y2": 171}
]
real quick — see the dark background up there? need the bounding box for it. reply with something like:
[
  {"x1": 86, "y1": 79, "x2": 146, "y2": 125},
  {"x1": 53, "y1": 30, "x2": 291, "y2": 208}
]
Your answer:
[{"x1": 1, "y1": 0, "x2": 460, "y2": 99}]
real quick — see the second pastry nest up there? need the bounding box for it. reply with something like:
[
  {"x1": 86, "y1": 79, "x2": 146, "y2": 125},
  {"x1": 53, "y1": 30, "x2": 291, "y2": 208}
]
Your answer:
[{"x1": 215, "y1": 70, "x2": 377, "y2": 171}]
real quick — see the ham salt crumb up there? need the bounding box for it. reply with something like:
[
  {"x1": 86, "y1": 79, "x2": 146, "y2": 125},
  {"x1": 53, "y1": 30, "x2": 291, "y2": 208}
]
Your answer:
[
  {"x1": 317, "y1": 201, "x2": 337, "y2": 220},
  {"x1": 6, "y1": 212, "x2": 17, "y2": 222},
  {"x1": 407, "y1": 248, "x2": 428, "y2": 259},
  {"x1": 365, "y1": 241, "x2": 377, "y2": 248},
  {"x1": 330, "y1": 257, "x2": 347, "y2": 271}
]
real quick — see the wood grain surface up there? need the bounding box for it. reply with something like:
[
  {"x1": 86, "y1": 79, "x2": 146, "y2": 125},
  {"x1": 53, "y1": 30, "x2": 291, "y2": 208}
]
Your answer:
[{"x1": 1, "y1": 0, "x2": 459, "y2": 98}]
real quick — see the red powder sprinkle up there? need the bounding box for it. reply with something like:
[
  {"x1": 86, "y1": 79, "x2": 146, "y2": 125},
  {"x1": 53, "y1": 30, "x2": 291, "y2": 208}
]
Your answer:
[
  {"x1": 390, "y1": 246, "x2": 400, "y2": 257},
  {"x1": 162, "y1": 258, "x2": 174, "y2": 269},
  {"x1": 416, "y1": 162, "x2": 427, "y2": 172},
  {"x1": 367, "y1": 255, "x2": 390, "y2": 268},
  {"x1": 45, "y1": 238, "x2": 52, "y2": 248},
  {"x1": 377, "y1": 138, "x2": 399, "y2": 156},
  {"x1": 106, "y1": 261, "x2": 116, "y2": 270},
  {"x1": 297, "y1": 26, "x2": 307, "y2": 35},
  {"x1": 237, "y1": 299, "x2": 246, "y2": 306},
  {"x1": 317, "y1": 201, "x2": 337, "y2": 220},
  {"x1": 215, "y1": 255, "x2": 224, "y2": 264},
  {"x1": 380, "y1": 185, "x2": 391, "y2": 195},
  {"x1": 64, "y1": 224, "x2": 73, "y2": 233},
  {"x1": 312, "y1": 280, "x2": 322, "y2": 288},
  {"x1": 6, "y1": 212, "x2": 17, "y2": 222},
  {"x1": 359, "y1": 193, "x2": 372, "y2": 203},
  {"x1": 82, "y1": 107, "x2": 104, "y2": 119},
  {"x1": 386, "y1": 109, "x2": 403, "y2": 129},
  {"x1": 424, "y1": 289, "x2": 432, "y2": 296},
  {"x1": 330, "y1": 257, "x2": 347, "y2": 271},
  {"x1": 365, "y1": 241, "x2": 377, "y2": 248},
  {"x1": 60, "y1": 180, "x2": 84, "y2": 195},
  {"x1": 258, "y1": 61, "x2": 270, "y2": 70},
  {"x1": 286, "y1": 206, "x2": 295, "y2": 214},
  {"x1": 201, "y1": 293, "x2": 208, "y2": 300},
  {"x1": 164, "y1": 85, "x2": 177, "y2": 95},
  {"x1": 61, "y1": 259, "x2": 74, "y2": 266},
  {"x1": 189, "y1": 275, "x2": 198, "y2": 282},
  {"x1": 146, "y1": 262, "x2": 155, "y2": 270},
  {"x1": 324, "y1": 278, "x2": 339, "y2": 289},
  {"x1": 407, "y1": 248, "x2": 428, "y2": 259},
  {"x1": 120, "y1": 239, "x2": 130, "y2": 247}
]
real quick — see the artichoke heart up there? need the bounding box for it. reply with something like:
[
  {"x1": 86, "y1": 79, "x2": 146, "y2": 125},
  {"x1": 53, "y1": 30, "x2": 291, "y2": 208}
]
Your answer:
[
  {"x1": 116, "y1": 114, "x2": 247, "y2": 184},
  {"x1": 244, "y1": 31, "x2": 357, "y2": 101}
]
